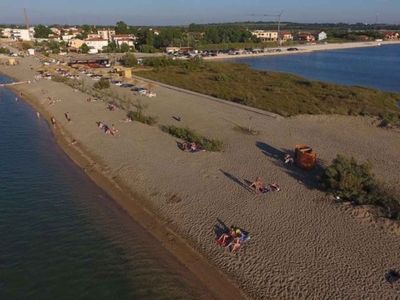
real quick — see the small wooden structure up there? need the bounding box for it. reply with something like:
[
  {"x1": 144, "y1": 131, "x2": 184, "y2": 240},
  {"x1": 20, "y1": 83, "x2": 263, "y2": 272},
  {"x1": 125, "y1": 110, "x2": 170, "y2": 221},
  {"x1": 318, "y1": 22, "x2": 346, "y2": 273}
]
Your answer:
[
  {"x1": 295, "y1": 145, "x2": 317, "y2": 170},
  {"x1": 120, "y1": 68, "x2": 132, "y2": 79}
]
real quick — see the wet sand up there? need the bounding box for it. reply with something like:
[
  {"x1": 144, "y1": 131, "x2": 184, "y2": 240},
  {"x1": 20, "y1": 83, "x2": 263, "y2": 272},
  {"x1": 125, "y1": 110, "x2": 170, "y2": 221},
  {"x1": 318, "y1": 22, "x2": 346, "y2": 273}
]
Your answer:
[{"x1": 1, "y1": 55, "x2": 400, "y2": 299}]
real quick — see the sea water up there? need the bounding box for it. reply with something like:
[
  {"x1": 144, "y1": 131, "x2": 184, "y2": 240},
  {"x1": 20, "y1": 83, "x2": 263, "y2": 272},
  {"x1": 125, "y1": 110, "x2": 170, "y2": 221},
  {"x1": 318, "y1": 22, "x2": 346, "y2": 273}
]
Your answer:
[
  {"x1": 234, "y1": 44, "x2": 400, "y2": 93},
  {"x1": 0, "y1": 76, "x2": 205, "y2": 300}
]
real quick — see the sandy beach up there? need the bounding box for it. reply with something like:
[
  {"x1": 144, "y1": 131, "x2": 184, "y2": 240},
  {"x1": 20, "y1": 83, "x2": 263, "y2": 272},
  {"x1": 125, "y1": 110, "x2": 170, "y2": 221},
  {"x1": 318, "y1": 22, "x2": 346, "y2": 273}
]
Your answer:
[
  {"x1": 204, "y1": 40, "x2": 400, "y2": 60},
  {"x1": 1, "y1": 54, "x2": 400, "y2": 299}
]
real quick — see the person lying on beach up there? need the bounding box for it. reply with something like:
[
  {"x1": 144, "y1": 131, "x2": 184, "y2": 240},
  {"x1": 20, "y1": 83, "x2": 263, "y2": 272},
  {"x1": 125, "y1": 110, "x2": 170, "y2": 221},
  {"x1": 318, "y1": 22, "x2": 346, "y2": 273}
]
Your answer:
[
  {"x1": 269, "y1": 183, "x2": 281, "y2": 192},
  {"x1": 284, "y1": 154, "x2": 294, "y2": 164},
  {"x1": 104, "y1": 125, "x2": 112, "y2": 135},
  {"x1": 64, "y1": 112, "x2": 71, "y2": 122},
  {"x1": 111, "y1": 124, "x2": 119, "y2": 135},
  {"x1": 120, "y1": 117, "x2": 133, "y2": 123},
  {"x1": 250, "y1": 177, "x2": 267, "y2": 195},
  {"x1": 217, "y1": 233, "x2": 232, "y2": 247},
  {"x1": 97, "y1": 121, "x2": 105, "y2": 129},
  {"x1": 51, "y1": 117, "x2": 56, "y2": 127},
  {"x1": 107, "y1": 104, "x2": 116, "y2": 111},
  {"x1": 179, "y1": 142, "x2": 205, "y2": 153},
  {"x1": 229, "y1": 237, "x2": 242, "y2": 253}
]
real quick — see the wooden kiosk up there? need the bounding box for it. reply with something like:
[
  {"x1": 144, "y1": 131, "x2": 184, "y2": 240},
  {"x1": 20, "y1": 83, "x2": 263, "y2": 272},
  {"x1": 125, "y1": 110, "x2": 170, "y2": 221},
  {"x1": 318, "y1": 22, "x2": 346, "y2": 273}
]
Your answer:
[{"x1": 295, "y1": 145, "x2": 317, "y2": 170}]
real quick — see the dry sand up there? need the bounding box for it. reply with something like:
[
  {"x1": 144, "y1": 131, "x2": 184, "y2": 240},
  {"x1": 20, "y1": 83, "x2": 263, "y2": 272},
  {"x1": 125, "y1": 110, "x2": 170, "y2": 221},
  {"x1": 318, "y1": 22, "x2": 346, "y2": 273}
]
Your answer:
[
  {"x1": 2, "y1": 55, "x2": 400, "y2": 299},
  {"x1": 204, "y1": 40, "x2": 400, "y2": 60}
]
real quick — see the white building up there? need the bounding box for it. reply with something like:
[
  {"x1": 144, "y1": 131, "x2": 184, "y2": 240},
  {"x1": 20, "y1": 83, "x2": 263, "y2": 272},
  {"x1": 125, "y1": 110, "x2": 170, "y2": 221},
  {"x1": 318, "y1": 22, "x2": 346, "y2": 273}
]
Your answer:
[
  {"x1": 251, "y1": 30, "x2": 278, "y2": 42},
  {"x1": 50, "y1": 27, "x2": 61, "y2": 36},
  {"x1": 62, "y1": 34, "x2": 76, "y2": 42},
  {"x1": 1, "y1": 28, "x2": 13, "y2": 38},
  {"x1": 84, "y1": 38, "x2": 109, "y2": 53},
  {"x1": 318, "y1": 31, "x2": 327, "y2": 41},
  {"x1": 98, "y1": 29, "x2": 116, "y2": 41},
  {"x1": 11, "y1": 28, "x2": 34, "y2": 41},
  {"x1": 112, "y1": 34, "x2": 136, "y2": 47}
]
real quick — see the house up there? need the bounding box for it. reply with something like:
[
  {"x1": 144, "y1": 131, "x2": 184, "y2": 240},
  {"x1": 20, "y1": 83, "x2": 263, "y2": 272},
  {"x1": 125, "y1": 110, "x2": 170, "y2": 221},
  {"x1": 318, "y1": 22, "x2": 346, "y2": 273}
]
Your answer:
[
  {"x1": 68, "y1": 39, "x2": 85, "y2": 51},
  {"x1": 296, "y1": 32, "x2": 316, "y2": 42},
  {"x1": 384, "y1": 32, "x2": 399, "y2": 40},
  {"x1": 355, "y1": 35, "x2": 369, "y2": 41},
  {"x1": 166, "y1": 46, "x2": 181, "y2": 54},
  {"x1": 87, "y1": 33, "x2": 100, "y2": 39},
  {"x1": 62, "y1": 34, "x2": 76, "y2": 42},
  {"x1": 112, "y1": 34, "x2": 136, "y2": 47},
  {"x1": 98, "y1": 29, "x2": 116, "y2": 41},
  {"x1": 318, "y1": 31, "x2": 327, "y2": 41},
  {"x1": 1, "y1": 28, "x2": 13, "y2": 38},
  {"x1": 10, "y1": 28, "x2": 34, "y2": 41},
  {"x1": 84, "y1": 38, "x2": 109, "y2": 53},
  {"x1": 251, "y1": 30, "x2": 278, "y2": 42},
  {"x1": 280, "y1": 32, "x2": 294, "y2": 41},
  {"x1": 50, "y1": 27, "x2": 61, "y2": 36}
]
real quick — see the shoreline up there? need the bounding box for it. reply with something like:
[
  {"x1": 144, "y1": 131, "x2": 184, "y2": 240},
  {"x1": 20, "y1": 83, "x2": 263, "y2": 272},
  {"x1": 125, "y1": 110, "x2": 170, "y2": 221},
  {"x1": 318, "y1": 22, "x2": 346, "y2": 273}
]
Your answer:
[
  {"x1": 3, "y1": 79, "x2": 247, "y2": 300},
  {"x1": 203, "y1": 40, "x2": 400, "y2": 60},
  {"x1": 2, "y1": 51, "x2": 400, "y2": 298}
]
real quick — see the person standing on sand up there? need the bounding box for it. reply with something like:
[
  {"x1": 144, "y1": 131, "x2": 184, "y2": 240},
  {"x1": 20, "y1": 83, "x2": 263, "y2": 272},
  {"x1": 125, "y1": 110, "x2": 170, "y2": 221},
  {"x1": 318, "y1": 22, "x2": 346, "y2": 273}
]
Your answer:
[{"x1": 64, "y1": 112, "x2": 71, "y2": 122}]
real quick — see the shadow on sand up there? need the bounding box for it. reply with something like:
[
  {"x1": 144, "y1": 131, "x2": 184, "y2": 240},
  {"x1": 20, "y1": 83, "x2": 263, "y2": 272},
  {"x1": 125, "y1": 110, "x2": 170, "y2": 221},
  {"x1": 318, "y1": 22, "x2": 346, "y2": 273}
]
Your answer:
[
  {"x1": 219, "y1": 169, "x2": 255, "y2": 194},
  {"x1": 255, "y1": 141, "x2": 325, "y2": 190}
]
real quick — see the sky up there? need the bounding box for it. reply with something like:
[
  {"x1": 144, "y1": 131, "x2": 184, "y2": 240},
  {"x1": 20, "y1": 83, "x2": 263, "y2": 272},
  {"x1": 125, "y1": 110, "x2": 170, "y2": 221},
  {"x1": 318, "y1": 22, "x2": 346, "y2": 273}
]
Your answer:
[{"x1": 0, "y1": 0, "x2": 399, "y2": 25}]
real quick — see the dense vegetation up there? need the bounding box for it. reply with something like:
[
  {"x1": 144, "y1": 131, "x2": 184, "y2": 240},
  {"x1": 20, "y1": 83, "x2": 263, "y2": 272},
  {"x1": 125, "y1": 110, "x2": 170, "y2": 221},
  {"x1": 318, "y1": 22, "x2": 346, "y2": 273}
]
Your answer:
[
  {"x1": 0, "y1": 46, "x2": 10, "y2": 54},
  {"x1": 93, "y1": 78, "x2": 110, "y2": 90},
  {"x1": 137, "y1": 58, "x2": 400, "y2": 119},
  {"x1": 161, "y1": 125, "x2": 223, "y2": 152},
  {"x1": 34, "y1": 25, "x2": 53, "y2": 38},
  {"x1": 121, "y1": 53, "x2": 138, "y2": 67},
  {"x1": 322, "y1": 155, "x2": 400, "y2": 220}
]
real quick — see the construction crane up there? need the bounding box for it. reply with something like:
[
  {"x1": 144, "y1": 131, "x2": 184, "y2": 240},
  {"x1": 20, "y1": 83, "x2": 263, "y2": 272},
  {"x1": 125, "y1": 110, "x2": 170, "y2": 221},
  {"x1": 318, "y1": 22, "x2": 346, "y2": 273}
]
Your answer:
[
  {"x1": 250, "y1": 11, "x2": 284, "y2": 46},
  {"x1": 23, "y1": 8, "x2": 29, "y2": 30}
]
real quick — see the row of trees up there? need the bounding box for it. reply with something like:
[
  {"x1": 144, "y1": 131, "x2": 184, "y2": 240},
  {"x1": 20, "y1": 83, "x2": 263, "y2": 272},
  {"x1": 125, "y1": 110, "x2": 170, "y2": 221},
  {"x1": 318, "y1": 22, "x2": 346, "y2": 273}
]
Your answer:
[{"x1": 29, "y1": 22, "x2": 391, "y2": 53}]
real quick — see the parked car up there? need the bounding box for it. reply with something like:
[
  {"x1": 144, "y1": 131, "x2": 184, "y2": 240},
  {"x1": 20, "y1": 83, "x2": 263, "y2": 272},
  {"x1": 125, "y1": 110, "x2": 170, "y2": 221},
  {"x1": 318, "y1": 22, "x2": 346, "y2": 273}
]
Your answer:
[
  {"x1": 111, "y1": 80, "x2": 123, "y2": 86},
  {"x1": 287, "y1": 47, "x2": 299, "y2": 51},
  {"x1": 120, "y1": 83, "x2": 134, "y2": 88}
]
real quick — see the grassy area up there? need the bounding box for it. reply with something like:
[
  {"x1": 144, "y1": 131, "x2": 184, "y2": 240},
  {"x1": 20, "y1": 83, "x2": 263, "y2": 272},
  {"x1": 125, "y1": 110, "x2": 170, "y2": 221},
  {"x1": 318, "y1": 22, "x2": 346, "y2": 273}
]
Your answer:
[
  {"x1": 160, "y1": 125, "x2": 223, "y2": 152},
  {"x1": 137, "y1": 59, "x2": 400, "y2": 120},
  {"x1": 127, "y1": 111, "x2": 157, "y2": 125},
  {"x1": 322, "y1": 155, "x2": 400, "y2": 220}
]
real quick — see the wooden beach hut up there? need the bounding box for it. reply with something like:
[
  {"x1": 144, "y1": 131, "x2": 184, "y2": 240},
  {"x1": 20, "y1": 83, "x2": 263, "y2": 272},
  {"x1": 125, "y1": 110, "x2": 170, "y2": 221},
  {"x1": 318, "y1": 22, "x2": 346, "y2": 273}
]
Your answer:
[{"x1": 295, "y1": 145, "x2": 317, "y2": 170}]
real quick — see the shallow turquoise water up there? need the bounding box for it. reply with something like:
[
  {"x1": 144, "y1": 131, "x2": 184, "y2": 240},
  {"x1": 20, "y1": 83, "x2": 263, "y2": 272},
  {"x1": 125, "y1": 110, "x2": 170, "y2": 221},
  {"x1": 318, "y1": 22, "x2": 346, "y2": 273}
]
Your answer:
[
  {"x1": 235, "y1": 44, "x2": 400, "y2": 92},
  {"x1": 0, "y1": 76, "x2": 204, "y2": 300}
]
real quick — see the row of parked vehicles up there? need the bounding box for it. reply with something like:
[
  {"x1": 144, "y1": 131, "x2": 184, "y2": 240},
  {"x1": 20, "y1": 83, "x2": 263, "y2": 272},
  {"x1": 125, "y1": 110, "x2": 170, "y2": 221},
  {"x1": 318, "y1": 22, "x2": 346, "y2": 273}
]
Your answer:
[{"x1": 110, "y1": 80, "x2": 157, "y2": 98}]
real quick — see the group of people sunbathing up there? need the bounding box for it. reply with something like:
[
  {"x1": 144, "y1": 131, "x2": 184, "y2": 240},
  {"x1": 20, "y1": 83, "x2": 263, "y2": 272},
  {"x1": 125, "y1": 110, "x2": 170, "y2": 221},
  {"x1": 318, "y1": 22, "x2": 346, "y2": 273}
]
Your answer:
[
  {"x1": 179, "y1": 141, "x2": 204, "y2": 153},
  {"x1": 97, "y1": 121, "x2": 118, "y2": 136},
  {"x1": 216, "y1": 226, "x2": 250, "y2": 253},
  {"x1": 250, "y1": 177, "x2": 281, "y2": 195}
]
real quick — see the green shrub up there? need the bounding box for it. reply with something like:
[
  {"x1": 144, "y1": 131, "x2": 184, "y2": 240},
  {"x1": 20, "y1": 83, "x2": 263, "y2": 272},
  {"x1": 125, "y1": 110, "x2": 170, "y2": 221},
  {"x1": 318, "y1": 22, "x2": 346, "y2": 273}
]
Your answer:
[
  {"x1": 0, "y1": 47, "x2": 10, "y2": 54},
  {"x1": 51, "y1": 75, "x2": 69, "y2": 83},
  {"x1": 121, "y1": 53, "x2": 137, "y2": 67},
  {"x1": 379, "y1": 112, "x2": 400, "y2": 128},
  {"x1": 161, "y1": 125, "x2": 223, "y2": 152},
  {"x1": 321, "y1": 155, "x2": 400, "y2": 219},
  {"x1": 93, "y1": 78, "x2": 110, "y2": 90},
  {"x1": 127, "y1": 111, "x2": 157, "y2": 125}
]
